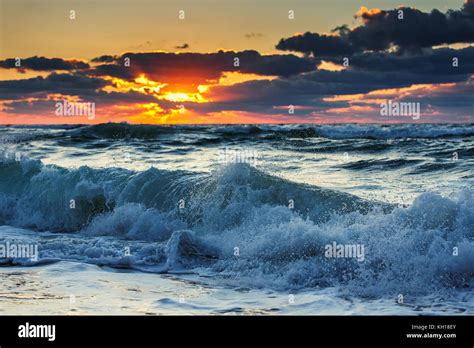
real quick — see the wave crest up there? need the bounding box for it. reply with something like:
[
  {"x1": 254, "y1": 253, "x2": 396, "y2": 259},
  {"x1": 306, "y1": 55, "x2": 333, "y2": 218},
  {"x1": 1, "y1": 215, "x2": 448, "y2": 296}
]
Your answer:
[{"x1": 0, "y1": 154, "x2": 472, "y2": 295}]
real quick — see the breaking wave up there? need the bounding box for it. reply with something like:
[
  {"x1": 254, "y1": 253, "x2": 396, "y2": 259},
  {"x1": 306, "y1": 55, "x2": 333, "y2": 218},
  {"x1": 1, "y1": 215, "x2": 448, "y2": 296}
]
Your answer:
[{"x1": 0, "y1": 154, "x2": 473, "y2": 296}]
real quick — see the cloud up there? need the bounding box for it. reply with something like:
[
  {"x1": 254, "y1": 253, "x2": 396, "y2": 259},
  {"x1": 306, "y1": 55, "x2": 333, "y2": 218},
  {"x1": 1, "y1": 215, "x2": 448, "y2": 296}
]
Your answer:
[
  {"x1": 186, "y1": 68, "x2": 470, "y2": 118},
  {"x1": 208, "y1": 69, "x2": 469, "y2": 102},
  {"x1": 91, "y1": 55, "x2": 117, "y2": 63},
  {"x1": 244, "y1": 32, "x2": 263, "y2": 39},
  {"x1": 349, "y1": 1, "x2": 474, "y2": 53},
  {"x1": 277, "y1": 1, "x2": 474, "y2": 57},
  {"x1": 325, "y1": 47, "x2": 474, "y2": 75},
  {"x1": 395, "y1": 77, "x2": 474, "y2": 109},
  {"x1": 0, "y1": 73, "x2": 108, "y2": 100},
  {"x1": 2, "y1": 90, "x2": 161, "y2": 113},
  {"x1": 175, "y1": 43, "x2": 189, "y2": 49},
  {"x1": 89, "y1": 50, "x2": 316, "y2": 85},
  {"x1": 0, "y1": 73, "x2": 168, "y2": 118},
  {"x1": 276, "y1": 32, "x2": 355, "y2": 57},
  {"x1": 0, "y1": 56, "x2": 89, "y2": 71},
  {"x1": 323, "y1": 78, "x2": 474, "y2": 123}
]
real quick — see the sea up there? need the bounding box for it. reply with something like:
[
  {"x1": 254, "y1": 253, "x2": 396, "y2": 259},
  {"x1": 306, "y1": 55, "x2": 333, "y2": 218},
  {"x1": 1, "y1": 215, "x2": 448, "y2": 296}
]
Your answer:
[{"x1": 0, "y1": 123, "x2": 473, "y2": 315}]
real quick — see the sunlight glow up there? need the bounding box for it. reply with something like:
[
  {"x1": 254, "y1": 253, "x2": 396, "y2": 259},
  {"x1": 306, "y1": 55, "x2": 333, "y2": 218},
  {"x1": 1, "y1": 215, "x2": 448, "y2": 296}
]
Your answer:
[
  {"x1": 163, "y1": 92, "x2": 208, "y2": 103},
  {"x1": 103, "y1": 75, "x2": 167, "y2": 95}
]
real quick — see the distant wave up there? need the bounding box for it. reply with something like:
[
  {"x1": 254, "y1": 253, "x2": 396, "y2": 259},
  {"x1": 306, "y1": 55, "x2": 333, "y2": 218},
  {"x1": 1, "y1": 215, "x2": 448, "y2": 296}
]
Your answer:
[
  {"x1": 80, "y1": 123, "x2": 474, "y2": 140},
  {"x1": 0, "y1": 154, "x2": 472, "y2": 296},
  {"x1": 339, "y1": 158, "x2": 423, "y2": 170},
  {"x1": 3, "y1": 123, "x2": 473, "y2": 143},
  {"x1": 312, "y1": 124, "x2": 474, "y2": 139}
]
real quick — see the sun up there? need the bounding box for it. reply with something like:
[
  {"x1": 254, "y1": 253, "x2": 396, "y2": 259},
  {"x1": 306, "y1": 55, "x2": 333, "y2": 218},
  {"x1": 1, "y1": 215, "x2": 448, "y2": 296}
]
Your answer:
[
  {"x1": 164, "y1": 93, "x2": 193, "y2": 102},
  {"x1": 162, "y1": 90, "x2": 209, "y2": 103}
]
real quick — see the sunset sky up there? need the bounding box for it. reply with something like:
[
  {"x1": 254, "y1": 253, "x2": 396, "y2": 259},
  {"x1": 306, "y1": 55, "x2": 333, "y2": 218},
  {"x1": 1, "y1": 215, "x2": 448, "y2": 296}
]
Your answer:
[{"x1": 0, "y1": 0, "x2": 473, "y2": 124}]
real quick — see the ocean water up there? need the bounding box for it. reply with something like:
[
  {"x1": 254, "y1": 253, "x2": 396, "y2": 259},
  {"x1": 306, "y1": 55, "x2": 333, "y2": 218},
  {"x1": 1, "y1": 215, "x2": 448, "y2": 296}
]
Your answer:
[{"x1": 0, "y1": 123, "x2": 473, "y2": 315}]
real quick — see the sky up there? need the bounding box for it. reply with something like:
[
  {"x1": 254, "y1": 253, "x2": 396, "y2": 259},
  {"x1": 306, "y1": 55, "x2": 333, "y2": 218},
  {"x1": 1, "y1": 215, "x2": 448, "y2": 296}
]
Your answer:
[{"x1": 0, "y1": 0, "x2": 473, "y2": 124}]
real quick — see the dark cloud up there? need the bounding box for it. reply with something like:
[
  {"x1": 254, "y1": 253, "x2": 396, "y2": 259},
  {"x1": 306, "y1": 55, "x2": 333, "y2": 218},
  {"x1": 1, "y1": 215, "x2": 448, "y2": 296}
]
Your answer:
[
  {"x1": 89, "y1": 50, "x2": 316, "y2": 84},
  {"x1": 210, "y1": 69, "x2": 469, "y2": 101},
  {"x1": 276, "y1": 32, "x2": 355, "y2": 57},
  {"x1": 91, "y1": 55, "x2": 117, "y2": 63},
  {"x1": 189, "y1": 69, "x2": 470, "y2": 116},
  {"x1": 326, "y1": 47, "x2": 474, "y2": 75},
  {"x1": 0, "y1": 73, "x2": 108, "y2": 100},
  {"x1": 0, "y1": 76, "x2": 165, "y2": 116},
  {"x1": 0, "y1": 70, "x2": 180, "y2": 117},
  {"x1": 349, "y1": 2, "x2": 474, "y2": 53},
  {"x1": 0, "y1": 56, "x2": 89, "y2": 71},
  {"x1": 175, "y1": 43, "x2": 189, "y2": 49},
  {"x1": 1, "y1": 89, "x2": 162, "y2": 116},
  {"x1": 91, "y1": 63, "x2": 135, "y2": 80},
  {"x1": 277, "y1": 1, "x2": 474, "y2": 57},
  {"x1": 396, "y1": 77, "x2": 474, "y2": 109}
]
